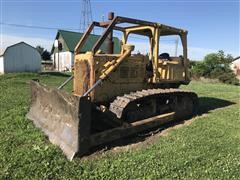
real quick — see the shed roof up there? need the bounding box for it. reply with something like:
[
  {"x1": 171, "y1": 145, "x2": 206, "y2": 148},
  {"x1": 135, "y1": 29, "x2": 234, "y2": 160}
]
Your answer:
[
  {"x1": 52, "y1": 30, "x2": 121, "y2": 53},
  {"x1": 1, "y1": 42, "x2": 40, "y2": 57}
]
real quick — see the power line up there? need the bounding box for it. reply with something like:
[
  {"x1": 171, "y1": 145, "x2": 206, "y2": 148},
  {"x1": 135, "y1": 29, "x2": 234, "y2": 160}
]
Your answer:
[
  {"x1": 0, "y1": 22, "x2": 105, "y2": 35},
  {"x1": 1, "y1": 22, "x2": 179, "y2": 42},
  {"x1": 0, "y1": 22, "x2": 80, "y2": 31}
]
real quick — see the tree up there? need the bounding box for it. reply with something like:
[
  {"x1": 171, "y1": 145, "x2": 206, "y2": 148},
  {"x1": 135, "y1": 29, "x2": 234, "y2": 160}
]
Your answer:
[
  {"x1": 191, "y1": 50, "x2": 239, "y2": 85},
  {"x1": 191, "y1": 61, "x2": 208, "y2": 78},
  {"x1": 36, "y1": 45, "x2": 44, "y2": 55},
  {"x1": 36, "y1": 45, "x2": 51, "y2": 60},
  {"x1": 41, "y1": 50, "x2": 51, "y2": 60}
]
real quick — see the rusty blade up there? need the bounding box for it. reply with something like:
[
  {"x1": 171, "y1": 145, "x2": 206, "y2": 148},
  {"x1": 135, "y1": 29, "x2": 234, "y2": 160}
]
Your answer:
[{"x1": 26, "y1": 81, "x2": 81, "y2": 160}]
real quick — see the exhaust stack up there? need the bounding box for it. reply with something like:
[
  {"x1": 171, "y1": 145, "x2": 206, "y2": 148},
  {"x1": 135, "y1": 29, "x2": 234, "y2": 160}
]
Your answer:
[{"x1": 106, "y1": 12, "x2": 114, "y2": 54}]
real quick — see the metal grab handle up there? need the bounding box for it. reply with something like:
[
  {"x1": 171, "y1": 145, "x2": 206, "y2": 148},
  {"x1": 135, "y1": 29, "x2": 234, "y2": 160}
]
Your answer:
[
  {"x1": 83, "y1": 79, "x2": 102, "y2": 97},
  {"x1": 58, "y1": 75, "x2": 74, "y2": 90}
]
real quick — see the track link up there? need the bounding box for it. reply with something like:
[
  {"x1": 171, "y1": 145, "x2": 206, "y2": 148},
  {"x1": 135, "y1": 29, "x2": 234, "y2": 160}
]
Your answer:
[{"x1": 109, "y1": 88, "x2": 198, "y2": 122}]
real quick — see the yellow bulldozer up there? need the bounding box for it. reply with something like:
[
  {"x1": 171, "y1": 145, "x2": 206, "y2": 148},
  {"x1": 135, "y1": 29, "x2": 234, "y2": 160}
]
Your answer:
[{"x1": 27, "y1": 13, "x2": 198, "y2": 160}]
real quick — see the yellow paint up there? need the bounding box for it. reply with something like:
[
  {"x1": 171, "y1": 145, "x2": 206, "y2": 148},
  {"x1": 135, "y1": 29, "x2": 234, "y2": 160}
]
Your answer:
[{"x1": 73, "y1": 20, "x2": 190, "y2": 103}]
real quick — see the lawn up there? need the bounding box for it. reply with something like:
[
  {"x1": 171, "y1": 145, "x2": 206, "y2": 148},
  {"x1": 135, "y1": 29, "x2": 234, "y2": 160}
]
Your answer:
[{"x1": 0, "y1": 73, "x2": 239, "y2": 179}]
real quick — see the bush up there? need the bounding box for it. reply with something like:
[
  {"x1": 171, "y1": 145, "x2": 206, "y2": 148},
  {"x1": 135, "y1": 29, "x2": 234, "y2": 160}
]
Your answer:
[
  {"x1": 190, "y1": 51, "x2": 239, "y2": 85},
  {"x1": 191, "y1": 62, "x2": 208, "y2": 78},
  {"x1": 218, "y1": 73, "x2": 239, "y2": 85}
]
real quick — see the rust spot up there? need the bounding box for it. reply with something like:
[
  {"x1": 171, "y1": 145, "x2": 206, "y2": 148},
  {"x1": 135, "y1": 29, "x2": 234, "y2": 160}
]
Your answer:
[{"x1": 74, "y1": 60, "x2": 91, "y2": 96}]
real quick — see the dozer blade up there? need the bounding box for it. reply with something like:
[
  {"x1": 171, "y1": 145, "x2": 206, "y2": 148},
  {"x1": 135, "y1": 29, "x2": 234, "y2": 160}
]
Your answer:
[
  {"x1": 27, "y1": 80, "x2": 91, "y2": 160},
  {"x1": 26, "y1": 81, "x2": 181, "y2": 160}
]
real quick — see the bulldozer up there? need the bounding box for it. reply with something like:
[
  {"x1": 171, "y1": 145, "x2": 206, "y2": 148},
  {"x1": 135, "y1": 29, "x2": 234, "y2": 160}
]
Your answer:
[{"x1": 27, "y1": 13, "x2": 198, "y2": 160}]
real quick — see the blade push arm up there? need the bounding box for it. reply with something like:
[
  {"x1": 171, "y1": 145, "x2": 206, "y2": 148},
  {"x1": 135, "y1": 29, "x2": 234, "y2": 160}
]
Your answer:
[{"x1": 83, "y1": 44, "x2": 134, "y2": 96}]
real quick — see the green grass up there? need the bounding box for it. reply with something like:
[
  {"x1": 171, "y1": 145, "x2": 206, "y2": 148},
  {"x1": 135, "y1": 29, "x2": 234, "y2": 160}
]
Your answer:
[{"x1": 0, "y1": 73, "x2": 239, "y2": 179}]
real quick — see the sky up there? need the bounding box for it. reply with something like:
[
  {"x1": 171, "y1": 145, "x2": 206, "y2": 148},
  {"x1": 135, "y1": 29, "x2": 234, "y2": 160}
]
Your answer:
[{"x1": 0, "y1": 0, "x2": 239, "y2": 60}]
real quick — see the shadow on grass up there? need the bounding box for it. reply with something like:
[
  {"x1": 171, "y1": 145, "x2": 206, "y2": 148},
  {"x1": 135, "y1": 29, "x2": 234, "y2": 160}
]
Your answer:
[
  {"x1": 197, "y1": 97, "x2": 235, "y2": 116},
  {"x1": 39, "y1": 71, "x2": 71, "y2": 77},
  {"x1": 84, "y1": 97, "x2": 235, "y2": 158}
]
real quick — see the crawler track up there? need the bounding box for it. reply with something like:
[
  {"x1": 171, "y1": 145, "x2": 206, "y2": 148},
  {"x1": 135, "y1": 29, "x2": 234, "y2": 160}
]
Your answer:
[{"x1": 110, "y1": 88, "x2": 199, "y2": 122}]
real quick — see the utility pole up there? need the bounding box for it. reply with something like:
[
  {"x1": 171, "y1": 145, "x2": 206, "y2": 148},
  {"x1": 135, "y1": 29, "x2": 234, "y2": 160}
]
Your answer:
[
  {"x1": 80, "y1": 0, "x2": 93, "y2": 32},
  {"x1": 175, "y1": 38, "x2": 179, "y2": 57}
]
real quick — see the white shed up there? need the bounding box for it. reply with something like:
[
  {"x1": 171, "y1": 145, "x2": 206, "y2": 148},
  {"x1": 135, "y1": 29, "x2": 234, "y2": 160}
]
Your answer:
[
  {"x1": 0, "y1": 42, "x2": 41, "y2": 74},
  {"x1": 230, "y1": 56, "x2": 240, "y2": 79},
  {"x1": 51, "y1": 30, "x2": 121, "y2": 72}
]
